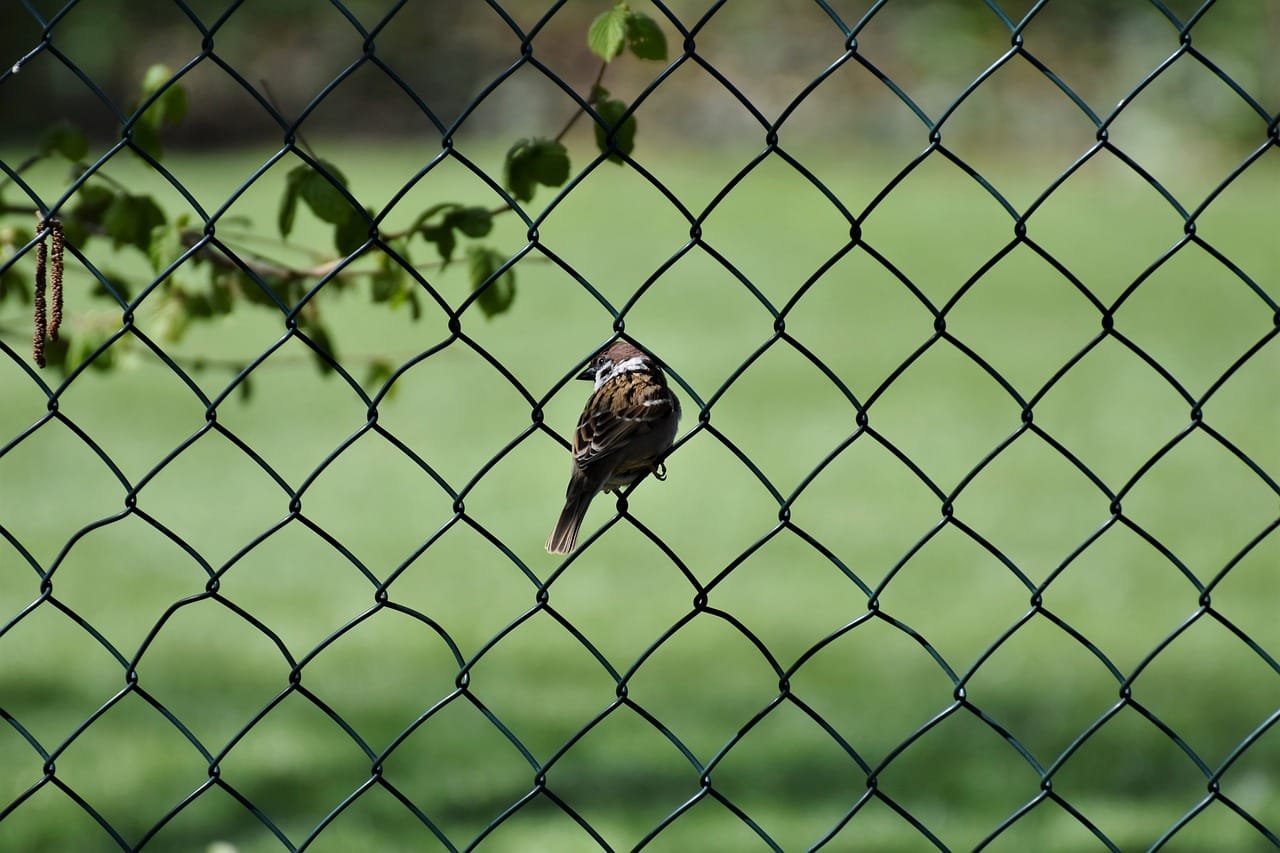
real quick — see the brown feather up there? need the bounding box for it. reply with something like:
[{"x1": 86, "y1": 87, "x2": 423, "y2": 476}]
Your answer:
[
  {"x1": 546, "y1": 486, "x2": 595, "y2": 554},
  {"x1": 547, "y1": 346, "x2": 680, "y2": 553}
]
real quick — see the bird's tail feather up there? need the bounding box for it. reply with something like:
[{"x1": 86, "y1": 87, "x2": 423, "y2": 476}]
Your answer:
[{"x1": 546, "y1": 492, "x2": 595, "y2": 554}]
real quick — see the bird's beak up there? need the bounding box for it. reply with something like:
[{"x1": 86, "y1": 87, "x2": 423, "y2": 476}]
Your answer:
[{"x1": 576, "y1": 365, "x2": 596, "y2": 381}]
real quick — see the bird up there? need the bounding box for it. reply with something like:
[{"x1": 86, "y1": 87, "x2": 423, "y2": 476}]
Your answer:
[{"x1": 546, "y1": 340, "x2": 681, "y2": 554}]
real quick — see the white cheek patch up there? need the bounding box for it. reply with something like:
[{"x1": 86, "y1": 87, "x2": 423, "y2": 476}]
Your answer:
[
  {"x1": 613, "y1": 356, "x2": 648, "y2": 374},
  {"x1": 594, "y1": 355, "x2": 650, "y2": 389}
]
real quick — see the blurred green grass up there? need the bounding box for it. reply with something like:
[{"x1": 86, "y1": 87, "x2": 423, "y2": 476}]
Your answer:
[{"x1": 2, "y1": 139, "x2": 1279, "y2": 851}]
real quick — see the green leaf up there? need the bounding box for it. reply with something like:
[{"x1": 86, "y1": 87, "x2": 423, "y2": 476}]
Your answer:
[
  {"x1": 155, "y1": 293, "x2": 190, "y2": 343},
  {"x1": 154, "y1": 79, "x2": 188, "y2": 126},
  {"x1": 131, "y1": 65, "x2": 187, "y2": 161},
  {"x1": 103, "y1": 193, "x2": 166, "y2": 251},
  {"x1": 382, "y1": 239, "x2": 420, "y2": 317},
  {"x1": 300, "y1": 319, "x2": 337, "y2": 375},
  {"x1": 593, "y1": 98, "x2": 637, "y2": 164},
  {"x1": 468, "y1": 246, "x2": 516, "y2": 318},
  {"x1": 141, "y1": 64, "x2": 173, "y2": 97},
  {"x1": 370, "y1": 262, "x2": 404, "y2": 303},
  {"x1": 295, "y1": 161, "x2": 353, "y2": 225},
  {"x1": 237, "y1": 272, "x2": 299, "y2": 308},
  {"x1": 409, "y1": 201, "x2": 460, "y2": 235},
  {"x1": 364, "y1": 359, "x2": 396, "y2": 397},
  {"x1": 525, "y1": 139, "x2": 571, "y2": 187},
  {"x1": 69, "y1": 329, "x2": 97, "y2": 369},
  {"x1": 587, "y1": 4, "x2": 629, "y2": 61},
  {"x1": 91, "y1": 272, "x2": 131, "y2": 302},
  {"x1": 625, "y1": 11, "x2": 667, "y2": 60},
  {"x1": 73, "y1": 184, "x2": 116, "y2": 225},
  {"x1": 131, "y1": 119, "x2": 164, "y2": 161},
  {"x1": 387, "y1": 282, "x2": 412, "y2": 311},
  {"x1": 1, "y1": 225, "x2": 33, "y2": 260},
  {"x1": 419, "y1": 224, "x2": 457, "y2": 264},
  {"x1": 503, "y1": 147, "x2": 534, "y2": 204},
  {"x1": 89, "y1": 346, "x2": 117, "y2": 372},
  {"x1": 185, "y1": 292, "x2": 215, "y2": 319},
  {"x1": 42, "y1": 333, "x2": 69, "y2": 374},
  {"x1": 370, "y1": 271, "x2": 395, "y2": 303},
  {"x1": 411, "y1": 205, "x2": 489, "y2": 264},
  {"x1": 59, "y1": 218, "x2": 87, "y2": 250},
  {"x1": 503, "y1": 138, "x2": 570, "y2": 203},
  {"x1": 389, "y1": 236, "x2": 412, "y2": 267},
  {"x1": 334, "y1": 207, "x2": 370, "y2": 256},
  {"x1": 209, "y1": 273, "x2": 234, "y2": 314},
  {"x1": 140, "y1": 64, "x2": 187, "y2": 125},
  {"x1": 41, "y1": 122, "x2": 89, "y2": 161},
  {"x1": 446, "y1": 206, "x2": 493, "y2": 238},
  {"x1": 278, "y1": 178, "x2": 300, "y2": 238},
  {"x1": 0, "y1": 267, "x2": 32, "y2": 306},
  {"x1": 147, "y1": 222, "x2": 184, "y2": 273},
  {"x1": 240, "y1": 276, "x2": 278, "y2": 306}
]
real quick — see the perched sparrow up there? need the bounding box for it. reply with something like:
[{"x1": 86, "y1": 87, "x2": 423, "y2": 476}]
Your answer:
[{"x1": 546, "y1": 340, "x2": 681, "y2": 554}]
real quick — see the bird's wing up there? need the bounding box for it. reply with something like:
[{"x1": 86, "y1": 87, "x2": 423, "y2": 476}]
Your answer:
[{"x1": 573, "y1": 376, "x2": 677, "y2": 470}]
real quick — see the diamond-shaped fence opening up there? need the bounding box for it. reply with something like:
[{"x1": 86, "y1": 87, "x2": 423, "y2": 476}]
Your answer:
[{"x1": 2, "y1": 1, "x2": 1278, "y2": 850}]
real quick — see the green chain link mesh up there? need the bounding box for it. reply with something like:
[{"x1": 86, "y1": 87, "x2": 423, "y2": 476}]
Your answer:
[{"x1": 2, "y1": 1, "x2": 1278, "y2": 850}]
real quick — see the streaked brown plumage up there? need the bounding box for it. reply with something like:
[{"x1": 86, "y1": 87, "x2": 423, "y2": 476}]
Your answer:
[{"x1": 546, "y1": 341, "x2": 680, "y2": 554}]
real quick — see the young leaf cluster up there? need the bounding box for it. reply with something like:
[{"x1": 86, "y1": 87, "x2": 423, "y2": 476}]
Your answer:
[{"x1": 1, "y1": 9, "x2": 669, "y2": 383}]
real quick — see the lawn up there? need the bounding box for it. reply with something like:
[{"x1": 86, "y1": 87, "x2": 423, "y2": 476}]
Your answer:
[{"x1": 1, "y1": 136, "x2": 1279, "y2": 851}]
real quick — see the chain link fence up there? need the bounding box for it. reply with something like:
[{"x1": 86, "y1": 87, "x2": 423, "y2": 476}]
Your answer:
[{"x1": 2, "y1": 0, "x2": 1279, "y2": 850}]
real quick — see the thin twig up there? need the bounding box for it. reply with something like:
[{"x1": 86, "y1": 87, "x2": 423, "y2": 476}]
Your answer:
[
  {"x1": 6, "y1": 64, "x2": 609, "y2": 301},
  {"x1": 215, "y1": 225, "x2": 333, "y2": 260},
  {"x1": 457, "y1": 60, "x2": 611, "y2": 224},
  {"x1": 0, "y1": 153, "x2": 46, "y2": 194},
  {"x1": 554, "y1": 60, "x2": 609, "y2": 144}
]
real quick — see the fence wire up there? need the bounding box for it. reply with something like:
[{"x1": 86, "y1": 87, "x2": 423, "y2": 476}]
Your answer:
[{"x1": 2, "y1": 0, "x2": 1279, "y2": 850}]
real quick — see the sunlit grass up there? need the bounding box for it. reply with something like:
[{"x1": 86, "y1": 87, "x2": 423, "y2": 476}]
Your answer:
[{"x1": 1, "y1": 138, "x2": 1279, "y2": 851}]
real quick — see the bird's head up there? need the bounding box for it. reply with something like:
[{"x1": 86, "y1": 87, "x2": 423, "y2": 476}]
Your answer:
[{"x1": 576, "y1": 341, "x2": 651, "y2": 389}]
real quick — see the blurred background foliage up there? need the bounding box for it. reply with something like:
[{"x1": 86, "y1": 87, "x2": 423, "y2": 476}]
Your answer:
[{"x1": 5, "y1": 0, "x2": 1279, "y2": 152}]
